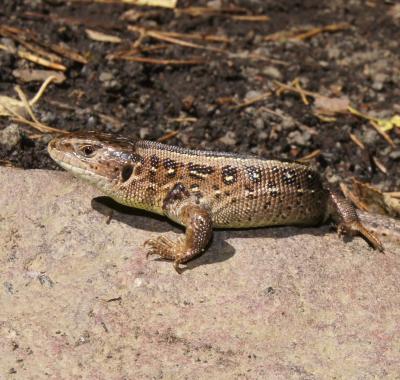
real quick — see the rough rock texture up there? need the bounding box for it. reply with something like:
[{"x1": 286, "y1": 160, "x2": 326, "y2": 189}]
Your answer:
[{"x1": 0, "y1": 167, "x2": 399, "y2": 379}]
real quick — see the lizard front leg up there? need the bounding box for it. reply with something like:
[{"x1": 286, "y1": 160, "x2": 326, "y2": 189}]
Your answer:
[{"x1": 145, "y1": 183, "x2": 213, "y2": 273}]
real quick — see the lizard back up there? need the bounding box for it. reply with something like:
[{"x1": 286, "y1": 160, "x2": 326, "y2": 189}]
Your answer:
[
  {"x1": 48, "y1": 132, "x2": 328, "y2": 228},
  {"x1": 133, "y1": 140, "x2": 328, "y2": 228}
]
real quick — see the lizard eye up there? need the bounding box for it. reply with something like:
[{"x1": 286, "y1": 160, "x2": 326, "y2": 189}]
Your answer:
[{"x1": 79, "y1": 145, "x2": 98, "y2": 158}]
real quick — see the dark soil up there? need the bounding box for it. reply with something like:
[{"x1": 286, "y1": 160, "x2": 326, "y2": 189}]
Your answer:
[{"x1": 0, "y1": 0, "x2": 399, "y2": 190}]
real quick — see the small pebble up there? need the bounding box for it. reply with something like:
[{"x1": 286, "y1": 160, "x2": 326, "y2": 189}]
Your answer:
[
  {"x1": 389, "y1": 150, "x2": 400, "y2": 160},
  {"x1": 287, "y1": 130, "x2": 311, "y2": 146},
  {"x1": 262, "y1": 66, "x2": 282, "y2": 80},
  {"x1": 0, "y1": 124, "x2": 21, "y2": 149},
  {"x1": 219, "y1": 131, "x2": 236, "y2": 146},
  {"x1": 139, "y1": 127, "x2": 149, "y2": 139},
  {"x1": 245, "y1": 90, "x2": 262, "y2": 101},
  {"x1": 254, "y1": 118, "x2": 264, "y2": 130},
  {"x1": 99, "y1": 72, "x2": 114, "y2": 82}
]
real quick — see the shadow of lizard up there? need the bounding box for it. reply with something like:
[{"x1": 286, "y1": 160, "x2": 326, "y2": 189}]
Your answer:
[{"x1": 91, "y1": 196, "x2": 330, "y2": 272}]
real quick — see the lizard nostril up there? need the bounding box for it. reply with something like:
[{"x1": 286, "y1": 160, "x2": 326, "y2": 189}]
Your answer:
[{"x1": 121, "y1": 165, "x2": 133, "y2": 182}]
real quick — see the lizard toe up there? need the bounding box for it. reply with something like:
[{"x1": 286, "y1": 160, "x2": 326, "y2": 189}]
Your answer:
[{"x1": 144, "y1": 236, "x2": 179, "y2": 261}]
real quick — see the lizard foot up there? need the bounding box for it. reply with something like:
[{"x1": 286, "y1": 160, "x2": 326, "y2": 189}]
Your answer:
[
  {"x1": 144, "y1": 236, "x2": 186, "y2": 273},
  {"x1": 337, "y1": 221, "x2": 384, "y2": 252}
]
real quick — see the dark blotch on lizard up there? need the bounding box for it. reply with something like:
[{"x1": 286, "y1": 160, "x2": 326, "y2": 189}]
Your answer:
[{"x1": 222, "y1": 165, "x2": 238, "y2": 185}]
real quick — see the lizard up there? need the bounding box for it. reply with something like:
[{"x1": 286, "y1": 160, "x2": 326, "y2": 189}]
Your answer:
[{"x1": 48, "y1": 132, "x2": 383, "y2": 273}]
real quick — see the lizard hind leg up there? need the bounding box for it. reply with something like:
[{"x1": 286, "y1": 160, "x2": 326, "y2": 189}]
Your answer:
[
  {"x1": 328, "y1": 190, "x2": 384, "y2": 252},
  {"x1": 144, "y1": 183, "x2": 213, "y2": 273}
]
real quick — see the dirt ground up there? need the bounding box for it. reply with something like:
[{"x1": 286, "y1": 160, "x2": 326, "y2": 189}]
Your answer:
[{"x1": 0, "y1": 1, "x2": 399, "y2": 183}]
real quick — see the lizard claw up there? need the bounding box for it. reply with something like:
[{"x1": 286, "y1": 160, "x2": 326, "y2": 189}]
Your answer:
[
  {"x1": 143, "y1": 236, "x2": 186, "y2": 273},
  {"x1": 173, "y1": 261, "x2": 183, "y2": 274},
  {"x1": 144, "y1": 236, "x2": 178, "y2": 260}
]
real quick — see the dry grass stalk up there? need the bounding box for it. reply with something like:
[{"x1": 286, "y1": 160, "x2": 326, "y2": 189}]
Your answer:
[
  {"x1": 369, "y1": 121, "x2": 395, "y2": 148},
  {"x1": 167, "y1": 116, "x2": 197, "y2": 125},
  {"x1": 49, "y1": 43, "x2": 88, "y2": 64},
  {"x1": 347, "y1": 107, "x2": 395, "y2": 147},
  {"x1": 116, "y1": 56, "x2": 205, "y2": 65},
  {"x1": 292, "y1": 78, "x2": 310, "y2": 105},
  {"x1": 274, "y1": 80, "x2": 320, "y2": 98},
  {"x1": 84, "y1": 0, "x2": 177, "y2": 8},
  {"x1": 291, "y1": 23, "x2": 351, "y2": 41},
  {"x1": 157, "y1": 130, "x2": 179, "y2": 142},
  {"x1": 372, "y1": 156, "x2": 388, "y2": 175},
  {"x1": 349, "y1": 133, "x2": 365, "y2": 150},
  {"x1": 231, "y1": 15, "x2": 270, "y2": 22},
  {"x1": 0, "y1": 24, "x2": 86, "y2": 67},
  {"x1": 275, "y1": 81, "x2": 397, "y2": 148},
  {"x1": 146, "y1": 30, "x2": 225, "y2": 52},
  {"x1": 264, "y1": 22, "x2": 351, "y2": 41},
  {"x1": 156, "y1": 30, "x2": 230, "y2": 43},
  {"x1": 0, "y1": 43, "x2": 67, "y2": 71},
  {"x1": 12, "y1": 38, "x2": 63, "y2": 63},
  {"x1": 175, "y1": 6, "x2": 247, "y2": 17},
  {"x1": 0, "y1": 76, "x2": 67, "y2": 134},
  {"x1": 233, "y1": 92, "x2": 271, "y2": 109},
  {"x1": 127, "y1": 26, "x2": 228, "y2": 52},
  {"x1": 298, "y1": 149, "x2": 321, "y2": 162},
  {"x1": 107, "y1": 45, "x2": 168, "y2": 60}
]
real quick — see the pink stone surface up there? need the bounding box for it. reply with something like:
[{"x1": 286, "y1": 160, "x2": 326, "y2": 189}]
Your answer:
[{"x1": 0, "y1": 167, "x2": 399, "y2": 379}]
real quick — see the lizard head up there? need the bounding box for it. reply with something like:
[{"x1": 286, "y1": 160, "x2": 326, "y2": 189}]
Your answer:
[{"x1": 48, "y1": 132, "x2": 144, "y2": 200}]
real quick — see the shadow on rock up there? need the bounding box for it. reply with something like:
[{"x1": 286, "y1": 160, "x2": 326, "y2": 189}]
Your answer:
[
  {"x1": 91, "y1": 196, "x2": 171, "y2": 233},
  {"x1": 91, "y1": 196, "x2": 338, "y2": 271},
  {"x1": 151, "y1": 236, "x2": 237, "y2": 273}
]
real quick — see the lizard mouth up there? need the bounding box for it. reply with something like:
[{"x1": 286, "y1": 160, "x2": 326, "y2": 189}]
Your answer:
[
  {"x1": 48, "y1": 136, "x2": 109, "y2": 189},
  {"x1": 48, "y1": 137, "x2": 77, "y2": 170}
]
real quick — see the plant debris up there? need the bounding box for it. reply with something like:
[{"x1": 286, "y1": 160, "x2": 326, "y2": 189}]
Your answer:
[{"x1": 0, "y1": 0, "x2": 399, "y2": 202}]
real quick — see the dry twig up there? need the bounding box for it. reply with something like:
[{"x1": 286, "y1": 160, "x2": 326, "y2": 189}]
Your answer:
[
  {"x1": 157, "y1": 130, "x2": 179, "y2": 142},
  {"x1": 298, "y1": 149, "x2": 321, "y2": 162},
  {"x1": 231, "y1": 15, "x2": 270, "y2": 22},
  {"x1": 372, "y1": 156, "x2": 388, "y2": 175},
  {"x1": 0, "y1": 43, "x2": 66, "y2": 71},
  {"x1": 233, "y1": 92, "x2": 271, "y2": 109},
  {"x1": 349, "y1": 133, "x2": 365, "y2": 150},
  {"x1": 348, "y1": 107, "x2": 395, "y2": 147},
  {"x1": 113, "y1": 56, "x2": 205, "y2": 65},
  {"x1": 274, "y1": 81, "x2": 397, "y2": 148},
  {"x1": 127, "y1": 26, "x2": 227, "y2": 53},
  {"x1": 264, "y1": 22, "x2": 351, "y2": 41},
  {"x1": 70, "y1": 0, "x2": 177, "y2": 8},
  {"x1": 175, "y1": 6, "x2": 247, "y2": 17}
]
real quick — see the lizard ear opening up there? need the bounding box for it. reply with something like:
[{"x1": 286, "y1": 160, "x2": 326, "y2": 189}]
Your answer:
[{"x1": 121, "y1": 164, "x2": 133, "y2": 182}]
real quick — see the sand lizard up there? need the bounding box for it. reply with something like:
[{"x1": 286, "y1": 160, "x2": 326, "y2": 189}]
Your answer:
[{"x1": 48, "y1": 132, "x2": 383, "y2": 273}]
